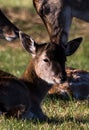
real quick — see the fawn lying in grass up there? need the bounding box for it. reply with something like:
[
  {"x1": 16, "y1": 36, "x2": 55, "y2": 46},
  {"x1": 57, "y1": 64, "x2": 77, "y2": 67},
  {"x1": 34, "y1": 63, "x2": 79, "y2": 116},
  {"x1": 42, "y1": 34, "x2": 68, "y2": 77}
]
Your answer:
[{"x1": 0, "y1": 31, "x2": 82, "y2": 120}]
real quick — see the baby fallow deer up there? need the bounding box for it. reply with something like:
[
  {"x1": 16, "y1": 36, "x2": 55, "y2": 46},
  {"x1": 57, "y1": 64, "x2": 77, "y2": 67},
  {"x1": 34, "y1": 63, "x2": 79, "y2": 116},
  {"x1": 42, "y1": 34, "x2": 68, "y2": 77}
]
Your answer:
[
  {"x1": 48, "y1": 67, "x2": 89, "y2": 100},
  {"x1": 0, "y1": 31, "x2": 82, "y2": 120}
]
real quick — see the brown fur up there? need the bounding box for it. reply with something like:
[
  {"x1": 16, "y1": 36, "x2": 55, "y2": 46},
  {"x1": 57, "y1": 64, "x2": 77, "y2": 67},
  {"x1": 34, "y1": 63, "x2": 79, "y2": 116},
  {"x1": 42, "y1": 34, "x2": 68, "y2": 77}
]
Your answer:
[
  {"x1": 0, "y1": 32, "x2": 69, "y2": 120},
  {"x1": 33, "y1": 0, "x2": 89, "y2": 46}
]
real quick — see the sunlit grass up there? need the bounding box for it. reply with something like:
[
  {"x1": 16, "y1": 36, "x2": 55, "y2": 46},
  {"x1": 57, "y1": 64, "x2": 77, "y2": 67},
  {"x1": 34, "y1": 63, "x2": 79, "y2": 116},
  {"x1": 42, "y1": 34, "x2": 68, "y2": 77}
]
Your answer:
[
  {"x1": 0, "y1": 45, "x2": 30, "y2": 77},
  {"x1": 67, "y1": 38, "x2": 89, "y2": 70}
]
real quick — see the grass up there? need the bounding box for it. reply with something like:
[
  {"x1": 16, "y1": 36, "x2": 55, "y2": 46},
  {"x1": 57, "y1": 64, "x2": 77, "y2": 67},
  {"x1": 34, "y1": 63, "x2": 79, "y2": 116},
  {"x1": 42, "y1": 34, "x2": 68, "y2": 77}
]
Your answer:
[
  {"x1": 0, "y1": 1, "x2": 89, "y2": 130},
  {"x1": 0, "y1": 95, "x2": 89, "y2": 130},
  {"x1": 67, "y1": 38, "x2": 89, "y2": 70},
  {"x1": 0, "y1": 45, "x2": 30, "y2": 77}
]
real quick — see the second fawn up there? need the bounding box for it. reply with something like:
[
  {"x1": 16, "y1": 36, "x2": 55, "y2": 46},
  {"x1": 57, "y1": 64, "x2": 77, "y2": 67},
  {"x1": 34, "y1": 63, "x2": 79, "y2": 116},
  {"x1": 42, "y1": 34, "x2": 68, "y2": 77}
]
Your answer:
[{"x1": 49, "y1": 67, "x2": 89, "y2": 100}]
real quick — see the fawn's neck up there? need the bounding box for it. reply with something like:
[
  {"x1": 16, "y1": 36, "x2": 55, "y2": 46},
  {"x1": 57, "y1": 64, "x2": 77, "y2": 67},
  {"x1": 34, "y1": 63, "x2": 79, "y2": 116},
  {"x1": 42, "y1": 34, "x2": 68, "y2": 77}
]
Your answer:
[{"x1": 21, "y1": 60, "x2": 52, "y2": 104}]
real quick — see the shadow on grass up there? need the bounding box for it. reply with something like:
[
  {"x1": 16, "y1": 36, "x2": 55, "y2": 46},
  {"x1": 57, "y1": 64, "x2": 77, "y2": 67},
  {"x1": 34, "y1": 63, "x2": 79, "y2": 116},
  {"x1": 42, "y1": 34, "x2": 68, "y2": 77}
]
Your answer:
[
  {"x1": 48, "y1": 115, "x2": 89, "y2": 125},
  {"x1": 47, "y1": 93, "x2": 73, "y2": 101},
  {"x1": 47, "y1": 92, "x2": 89, "y2": 101},
  {"x1": 29, "y1": 114, "x2": 89, "y2": 125}
]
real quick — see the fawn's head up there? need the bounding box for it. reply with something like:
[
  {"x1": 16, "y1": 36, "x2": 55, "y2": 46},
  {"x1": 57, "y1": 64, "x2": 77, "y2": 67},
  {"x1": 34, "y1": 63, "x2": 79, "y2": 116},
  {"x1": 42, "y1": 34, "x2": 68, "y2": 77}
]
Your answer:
[{"x1": 19, "y1": 31, "x2": 82, "y2": 84}]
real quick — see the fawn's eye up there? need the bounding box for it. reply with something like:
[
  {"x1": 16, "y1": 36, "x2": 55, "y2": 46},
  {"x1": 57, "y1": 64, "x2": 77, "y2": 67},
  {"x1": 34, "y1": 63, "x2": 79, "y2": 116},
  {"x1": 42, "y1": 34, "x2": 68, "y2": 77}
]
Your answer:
[{"x1": 43, "y1": 58, "x2": 49, "y2": 63}]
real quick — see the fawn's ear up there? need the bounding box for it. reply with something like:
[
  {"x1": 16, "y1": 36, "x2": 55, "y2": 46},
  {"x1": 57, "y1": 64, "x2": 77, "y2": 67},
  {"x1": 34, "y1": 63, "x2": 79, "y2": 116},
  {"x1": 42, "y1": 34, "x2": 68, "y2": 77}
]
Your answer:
[
  {"x1": 65, "y1": 37, "x2": 83, "y2": 56},
  {"x1": 19, "y1": 31, "x2": 37, "y2": 56}
]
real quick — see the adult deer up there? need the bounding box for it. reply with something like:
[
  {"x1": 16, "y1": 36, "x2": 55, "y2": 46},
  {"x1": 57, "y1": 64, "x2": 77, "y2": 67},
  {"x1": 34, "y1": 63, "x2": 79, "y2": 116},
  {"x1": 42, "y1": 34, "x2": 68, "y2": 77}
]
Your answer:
[
  {"x1": 48, "y1": 67, "x2": 89, "y2": 100},
  {"x1": 0, "y1": 31, "x2": 82, "y2": 120},
  {"x1": 0, "y1": 9, "x2": 82, "y2": 81},
  {"x1": 33, "y1": 0, "x2": 89, "y2": 45}
]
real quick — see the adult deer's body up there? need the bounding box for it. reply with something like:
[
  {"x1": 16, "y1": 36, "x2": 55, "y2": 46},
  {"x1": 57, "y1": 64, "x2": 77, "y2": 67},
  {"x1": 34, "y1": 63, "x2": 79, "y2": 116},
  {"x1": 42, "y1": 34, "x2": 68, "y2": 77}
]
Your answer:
[
  {"x1": 49, "y1": 67, "x2": 89, "y2": 100},
  {"x1": 33, "y1": 0, "x2": 89, "y2": 46}
]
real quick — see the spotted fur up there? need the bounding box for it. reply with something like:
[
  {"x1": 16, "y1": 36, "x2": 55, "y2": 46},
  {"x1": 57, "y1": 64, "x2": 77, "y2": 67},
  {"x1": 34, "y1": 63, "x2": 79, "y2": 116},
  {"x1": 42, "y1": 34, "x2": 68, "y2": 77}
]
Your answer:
[{"x1": 48, "y1": 67, "x2": 89, "y2": 100}]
